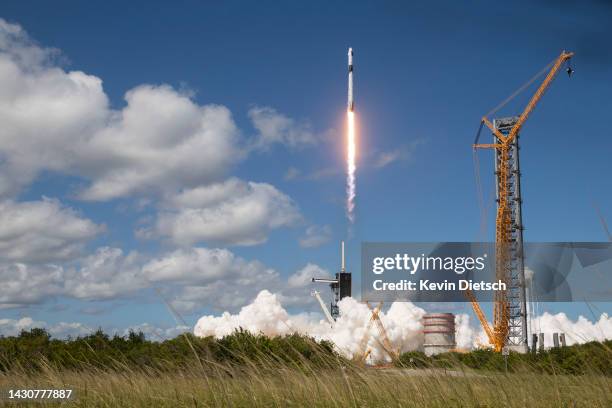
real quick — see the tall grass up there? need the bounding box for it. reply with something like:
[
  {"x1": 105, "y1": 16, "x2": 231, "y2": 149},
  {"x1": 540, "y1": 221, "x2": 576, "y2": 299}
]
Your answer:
[
  {"x1": 1, "y1": 329, "x2": 610, "y2": 407},
  {"x1": 2, "y1": 361, "x2": 611, "y2": 407}
]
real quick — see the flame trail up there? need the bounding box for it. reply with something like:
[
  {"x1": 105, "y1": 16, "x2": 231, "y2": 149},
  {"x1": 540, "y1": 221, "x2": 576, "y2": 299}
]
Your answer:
[{"x1": 346, "y1": 110, "x2": 356, "y2": 223}]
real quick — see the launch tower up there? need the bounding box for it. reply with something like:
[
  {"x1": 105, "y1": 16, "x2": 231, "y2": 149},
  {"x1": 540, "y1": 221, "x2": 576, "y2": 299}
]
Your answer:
[{"x1": 312, "y1": 241, "x2": 352, "y2": 319}]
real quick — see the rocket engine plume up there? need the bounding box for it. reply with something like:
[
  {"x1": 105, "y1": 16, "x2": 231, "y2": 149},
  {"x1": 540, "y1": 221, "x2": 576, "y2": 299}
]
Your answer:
[
  {"x1": 346, "y1": 47, "x2": 356, "y2": 223},
  {"x1": 347, "y1": 111, "x2": 356, "y2": 223}
]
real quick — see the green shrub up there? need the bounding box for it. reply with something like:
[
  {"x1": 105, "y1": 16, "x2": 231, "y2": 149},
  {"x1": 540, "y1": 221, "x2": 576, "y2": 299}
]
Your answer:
[
  {"x1": 396, "y1": 340, "x2": 611, "y2": 375},
  {"x1": 0, "y1": 327, "x2": 341, "y2": 374}
]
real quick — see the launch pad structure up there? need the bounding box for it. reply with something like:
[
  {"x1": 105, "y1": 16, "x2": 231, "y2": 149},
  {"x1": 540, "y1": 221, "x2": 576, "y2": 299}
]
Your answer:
[
  {"x1": 312, "y1": 241, "x2": 352, "y2": 319},
  {"x1": 311, "y1": 48, "x2": 354, "y2": 321}
]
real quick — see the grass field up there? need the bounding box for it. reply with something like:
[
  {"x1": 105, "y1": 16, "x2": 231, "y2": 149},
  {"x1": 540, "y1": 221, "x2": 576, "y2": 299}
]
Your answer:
[
  {"x1": 1, "y1": 330, "x2": 610, "y2": 407},
  {"x1": 2, "y1": 364, "x2": 611, "y2": 407}
]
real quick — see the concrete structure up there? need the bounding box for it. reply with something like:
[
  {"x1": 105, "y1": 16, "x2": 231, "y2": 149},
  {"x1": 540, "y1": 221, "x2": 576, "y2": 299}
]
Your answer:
[
  {"x1": 423, "y1": 313, "x2": 456, "y2": 356},
  {"x1": 538, "y1": 333, "x2": 545, "y2": 352}
]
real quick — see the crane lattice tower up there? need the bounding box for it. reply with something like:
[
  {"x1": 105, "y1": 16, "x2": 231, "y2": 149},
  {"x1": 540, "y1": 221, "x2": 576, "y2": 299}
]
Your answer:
[{"x1": 492, "y1": 117, "x2": 528, "y2": 353}]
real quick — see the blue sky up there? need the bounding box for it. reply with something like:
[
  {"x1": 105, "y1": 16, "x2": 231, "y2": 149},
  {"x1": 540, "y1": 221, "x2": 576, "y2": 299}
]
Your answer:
[{"x1": 0, "y1": 0, "x2": 610, "y2": 338}]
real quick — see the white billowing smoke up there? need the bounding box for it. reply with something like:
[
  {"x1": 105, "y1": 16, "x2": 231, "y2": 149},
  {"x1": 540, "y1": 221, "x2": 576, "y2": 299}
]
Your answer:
[
  {"x1": 531, "y1": 312, "x2": 612, "y2": 347},
  {"x1": 195, "y1": 290, "x2": 429, "y2": 361},
  {"x1": 468, "y1": 311, "x2": 612, "y2": 349},
  {"x1": 454, "y1": 314, "x2": 478, "y2": 350},
  {"x1": 193, "y1": 290, "x2": 295, "y2": 338},
  {"x1": 195, "y1": 291, "x2": 612, "y2": 359}
]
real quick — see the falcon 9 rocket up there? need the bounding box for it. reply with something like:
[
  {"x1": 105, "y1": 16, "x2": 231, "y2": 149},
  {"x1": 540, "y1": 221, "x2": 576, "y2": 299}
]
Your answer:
[
  {"x1": 347, "y1": 47, "x2": 354, "y2": 111},
  {"x1": 346, "y1": 47, "x2": 356, "y2": 223}
]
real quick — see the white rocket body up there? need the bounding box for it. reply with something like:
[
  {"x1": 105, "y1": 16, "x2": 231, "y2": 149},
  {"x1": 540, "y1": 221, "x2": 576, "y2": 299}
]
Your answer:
[{"x1": 348, "y1": 47, "x2": 354, "y2": 112}]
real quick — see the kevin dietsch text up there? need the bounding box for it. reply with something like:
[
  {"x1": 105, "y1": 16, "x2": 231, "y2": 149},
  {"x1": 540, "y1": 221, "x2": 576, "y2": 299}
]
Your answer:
[{"x1": 372, "y1": 279, "x2": 507, "y2": 292}]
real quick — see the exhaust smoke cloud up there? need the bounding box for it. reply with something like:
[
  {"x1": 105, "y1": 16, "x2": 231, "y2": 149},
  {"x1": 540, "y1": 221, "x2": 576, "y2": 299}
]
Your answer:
[{"x1": 194, "y1": 290, "x2": 612, "y2": 361}]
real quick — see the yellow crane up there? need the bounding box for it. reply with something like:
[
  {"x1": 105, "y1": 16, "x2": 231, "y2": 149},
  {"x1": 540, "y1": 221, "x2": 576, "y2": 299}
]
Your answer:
[
  {"x1": 356, "y1": 302, "x2": 382, "y2": 363},
  {"x1": 356, "y1": 301, "x2": 399, "y2": 363},
  {"x1": 470, "y1": 50, "x2": 574, "y2": 352}
]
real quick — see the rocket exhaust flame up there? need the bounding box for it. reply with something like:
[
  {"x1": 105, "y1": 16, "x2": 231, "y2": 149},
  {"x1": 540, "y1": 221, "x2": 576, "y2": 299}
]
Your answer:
[
  {"x1": 347, "y1": 111, "x2": 356, "y2": 223},
  {"x1": 346, "y1": 47, "x2": 356, "y2": 223}
]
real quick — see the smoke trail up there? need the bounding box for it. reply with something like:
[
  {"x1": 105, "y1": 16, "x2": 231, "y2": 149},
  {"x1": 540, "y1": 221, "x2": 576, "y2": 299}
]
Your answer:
[{"x1": 346, "y1": 111, "x2": 356, "y2": 223}]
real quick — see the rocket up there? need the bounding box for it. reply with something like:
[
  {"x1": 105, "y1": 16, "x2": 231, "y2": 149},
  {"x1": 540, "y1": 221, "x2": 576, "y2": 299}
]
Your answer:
[{"x1": 347, "y1": 47, "x2": 354, "y2": 112}]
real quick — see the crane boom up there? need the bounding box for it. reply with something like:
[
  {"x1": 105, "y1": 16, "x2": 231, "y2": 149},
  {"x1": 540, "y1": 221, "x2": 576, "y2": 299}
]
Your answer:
[
  {"x1": 473, "y1": 50, "x2": 573, "y2": 352},
  {"x1": 373, "y1": 315, "x2": 399, "y2": 359},
  {"x1": 505, "y1": 51, "x2": 573, "y2": 145},
  {"x1": 466, "y1": 289, "x2": 494, "y2": 343},
  {"x1": 356, "y1": 302, "x2": 381, "y2": 361},
  {"x1": 480, "y1": 51, "x2": 574, "y2": 147}
]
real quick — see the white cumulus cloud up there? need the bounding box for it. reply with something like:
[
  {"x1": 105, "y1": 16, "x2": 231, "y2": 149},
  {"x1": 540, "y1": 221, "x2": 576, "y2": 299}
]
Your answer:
[
  {"x1": 63, "y1": 247, "x2": 145, "y2": 300},
  {"x1": 0, "y1": 198, "x2": 103, "y2": 263},
  {"x1": 0, "y1": 19, "x2": 240, "y2": 200},
  {"x1": 0, "y1": 316, "x2": 187, "y2": 340},
  {"x1": 78, "y1": 86, "x2": 241, "y2": 200},
  {"x1": 0, "y1": 263, "x2": 65, "y2": 306},
  {"x1": 142, "y1": 247, "x2": 279, "y2": 286},
  {"x1": 0, "y1": 20, "x2": 325, "y2": 203},
  {"x1": 287, "y1": 263, "x2": 331, "y2": 288},
  {"x1": 0, "y1": 317, "x2": 93, "y2": 338},
  {"x1": 122, "y1": 323, "x2": 190, "y2": 340},
  {"x1": 152, "y1": 178, "x2": 302, "y2": 246},
  {"x1": 249, "y1": 106, "x2": 318, "y2": 150},
  {"x1": 0, "y1": 240, "x2": 327, "y2": 313},
  {"x1": 0, "y1": 246, "x2": 145, "y2": 307},
  {"x1": 299, "y1": 225, "x2": 332, "y2": 248},
  {"x1": 143, "y1": 248, "x2": 320, "y2": 312}
]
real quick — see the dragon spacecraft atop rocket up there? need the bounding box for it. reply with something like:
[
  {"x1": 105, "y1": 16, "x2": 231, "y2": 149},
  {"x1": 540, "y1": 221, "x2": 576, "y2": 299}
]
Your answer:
[{"x1": 347, "y1": 47, "x2": 354, "y2": 111}]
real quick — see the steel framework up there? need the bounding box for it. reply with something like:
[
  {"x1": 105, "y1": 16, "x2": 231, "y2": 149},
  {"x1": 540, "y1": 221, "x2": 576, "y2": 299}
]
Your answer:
[
  {"x1": 470, "y1": 50, "x2": 573, "y2": 352},
  {"x1": 493, "y1": 117, "x2": 528, "y2": 352}
]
